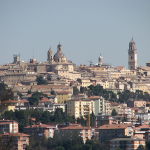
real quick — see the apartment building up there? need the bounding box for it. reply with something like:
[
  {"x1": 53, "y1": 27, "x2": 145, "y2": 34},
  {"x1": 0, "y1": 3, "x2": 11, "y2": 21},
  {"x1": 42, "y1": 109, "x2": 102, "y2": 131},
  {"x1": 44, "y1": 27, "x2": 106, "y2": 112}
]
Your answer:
[
  {"x1": 0, "y1": 120, "x2": 18, "y2": 133},
  {"x1": 67, "y1": 98, "x2": 95, "y2": 119},
  {"x1": 0, "y1": 132, "x2": 29, "y2": 150},
  {"x1": 97, "y1": 124, "x2": 133, "y2": 143},
  {"x1": 57, "y1": 124, "x2": 94, "y2": 143},
  {"x1": 24, "y1": 123, "x2": 57, "y2": 138},
  {"x1": 110, "y1": 137, "x2": 145, "y2": 150}
]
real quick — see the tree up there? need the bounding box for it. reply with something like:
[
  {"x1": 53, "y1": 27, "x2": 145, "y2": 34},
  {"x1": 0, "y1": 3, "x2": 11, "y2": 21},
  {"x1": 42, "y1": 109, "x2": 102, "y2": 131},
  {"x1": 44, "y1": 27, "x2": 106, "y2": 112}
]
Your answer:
[
  {"x1": 55, "y1": 146, "x2": 65, "y2": 150},
  {"x1": 0, "y1": 82, "x2": 14, "y2": 101},
  {"x1": 36, "y1": 76, "x2": 48, "y2": 85},
  {"x1": 73, "y1": 87, "x2": 79, "y2": 96},
  {"x1": 146, "y1": 141, "x2": 150, "y2": 150},
  {"x1": 111, "y1": 109, "x2": 118, "y2": 116},
  {"x1": 28, "y1": 92, "x2": 46, "y2": 106},
  {"x1": 90, "y1": 112, "x2": 96, "y2": 127},
  {"x1": 53, "y1": 108, "x2": 65, "y2": 123},
  {"x1": 80, "y1": 86, "x2": 87, "y2": 94},
  {"x1": 137, "y1": 145, "x2": 145, "y2": 150},
  {"x1": 51, "y1": 90, "x2": 56, "y2": 95}
]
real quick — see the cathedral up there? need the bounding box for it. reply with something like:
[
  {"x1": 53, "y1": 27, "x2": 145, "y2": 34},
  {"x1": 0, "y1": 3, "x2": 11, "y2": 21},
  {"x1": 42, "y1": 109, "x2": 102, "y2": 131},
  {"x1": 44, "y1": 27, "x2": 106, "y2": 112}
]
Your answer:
[
  {"x1": 128, "y1": 38, "x2": 138, "y2": 70},
  {"x1": 47, "y1": 43, "x2": 68, "y2": 64},
  {"x1": 47, "y1": 43, "x2": 81, "y2": 80}
]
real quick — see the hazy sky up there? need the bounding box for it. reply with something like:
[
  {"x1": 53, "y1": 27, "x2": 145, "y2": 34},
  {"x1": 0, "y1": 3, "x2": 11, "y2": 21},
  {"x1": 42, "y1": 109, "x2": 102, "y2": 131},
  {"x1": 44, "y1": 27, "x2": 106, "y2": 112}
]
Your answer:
[{"x1": 0, "y1": 0, "x2": 150, "y2": 67}]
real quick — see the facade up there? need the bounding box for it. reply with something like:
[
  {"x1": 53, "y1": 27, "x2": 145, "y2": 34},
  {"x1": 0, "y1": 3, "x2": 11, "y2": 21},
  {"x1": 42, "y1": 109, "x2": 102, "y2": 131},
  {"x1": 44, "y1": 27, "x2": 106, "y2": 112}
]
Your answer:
[
  {"x1": 67, "y1": 98, "x2": 95, "y2": 119},
  {"x1": 57, "y1": 124, "x2": 94, "y2": 143},
  {"x1": 94, "y1": 97, "x2": 111, "y2": 115},
  {"x1": 0, "y1": 120, "x2": 19, "y2": 134},
  {"x1": 110, "y1": 137, "x2": 145, "y2": 150},
  {"x1": 67, "y1": 96, "x2": 111, "y2": 118},
  {"x1": 128, "y1": 38, "x2": 138, "y2": 70},
  {"x1": 0, "y1": 132, "x2": 30, "y2": 150},
  {"x1": 127, "y1": 100, "x2": 146, "y2": 108},
  {"x1": 24, "y1": 123, "x2": 57, "y2": 138},
  {"x1": 97, "y1": 124, "x2": 133, "y2": 143}
]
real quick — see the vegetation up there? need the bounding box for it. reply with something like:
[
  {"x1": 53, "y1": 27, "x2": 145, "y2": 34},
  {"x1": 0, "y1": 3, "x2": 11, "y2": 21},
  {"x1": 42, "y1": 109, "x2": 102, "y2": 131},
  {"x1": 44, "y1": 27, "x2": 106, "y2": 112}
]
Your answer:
[
  {"x1": 0, "y1": 82, "x2": 14, "y2": 101},
  {"x1": 0, "y1": 108, "x2": 75, "y2": 131},
  {"x1": 1, "y1": 108, "x2": 97, "y2": 132},
  {"x1": 28, "y1": 91, "x2": 47, "y2": 106},
  {"x1": 73, "y1": 86, "x2": 80, "y2": 96},
  {"x1": 111, "y1": 109, "x2": 118, "y2": 116},
  {"x1": 27, "y1": 135, "x2": 107, "y2": 150},
  {"x1": 84, "y1": 85, "x2": 150, "y2": 103},
  {"x1": 36, "y1": 75, "x2": 48, "y2": 85}
]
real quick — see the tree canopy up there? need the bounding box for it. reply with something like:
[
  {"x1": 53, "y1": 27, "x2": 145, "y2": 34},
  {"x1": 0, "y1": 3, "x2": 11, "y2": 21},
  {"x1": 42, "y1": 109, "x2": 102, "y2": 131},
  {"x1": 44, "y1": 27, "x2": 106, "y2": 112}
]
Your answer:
[
  {"x1": 36, "y1": 76, "x2": 48, "y2": 85},
  {"x1": 0, "y1": 82, "x2": 14, "y2": 101}
]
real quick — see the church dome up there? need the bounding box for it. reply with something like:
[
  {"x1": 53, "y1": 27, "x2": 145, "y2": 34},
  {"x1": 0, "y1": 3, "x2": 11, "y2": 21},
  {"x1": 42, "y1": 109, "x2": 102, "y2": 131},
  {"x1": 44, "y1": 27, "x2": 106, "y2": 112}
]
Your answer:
[{"x1": 53, "y1": 44, "x2": 67, "y2": 63}]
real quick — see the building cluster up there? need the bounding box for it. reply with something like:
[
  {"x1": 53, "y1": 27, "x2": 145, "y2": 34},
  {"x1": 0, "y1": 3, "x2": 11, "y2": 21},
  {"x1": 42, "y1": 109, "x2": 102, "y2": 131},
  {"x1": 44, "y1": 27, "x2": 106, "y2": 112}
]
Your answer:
[
  {"x1": 0, "y1": 39, "x2": 150, "y2": 149},
  {"x1": 0, "y1": 120, "x2": 29, "y2": 150}
]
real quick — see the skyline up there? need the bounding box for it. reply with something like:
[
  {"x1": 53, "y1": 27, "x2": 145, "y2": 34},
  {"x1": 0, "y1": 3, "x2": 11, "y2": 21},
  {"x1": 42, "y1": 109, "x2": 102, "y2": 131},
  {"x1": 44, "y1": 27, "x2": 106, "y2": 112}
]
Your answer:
[{"x1": 0, "y1": 0, "x2": 150, "y2": 67}]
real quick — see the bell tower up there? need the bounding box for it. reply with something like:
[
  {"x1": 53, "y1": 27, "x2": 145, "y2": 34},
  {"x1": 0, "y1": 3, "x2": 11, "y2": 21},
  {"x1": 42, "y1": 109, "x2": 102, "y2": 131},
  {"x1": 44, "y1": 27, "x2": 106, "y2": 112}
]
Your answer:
[
  {"x1": 128, "y1": 38, "x2": 138, "y2": 70},
  {"x1": 98, "y1": 53, "x2": 103, "y2": 66},
  {"x1": 47, "y1": 48, "x2": 53, "y2": 64}
]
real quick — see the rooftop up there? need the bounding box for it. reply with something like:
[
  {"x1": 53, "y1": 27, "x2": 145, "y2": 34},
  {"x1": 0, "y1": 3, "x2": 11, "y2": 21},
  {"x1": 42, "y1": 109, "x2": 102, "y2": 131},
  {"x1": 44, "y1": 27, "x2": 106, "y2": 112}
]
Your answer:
[{"x1": 98, "y1": 124, "x2": 132, "y2": 130}]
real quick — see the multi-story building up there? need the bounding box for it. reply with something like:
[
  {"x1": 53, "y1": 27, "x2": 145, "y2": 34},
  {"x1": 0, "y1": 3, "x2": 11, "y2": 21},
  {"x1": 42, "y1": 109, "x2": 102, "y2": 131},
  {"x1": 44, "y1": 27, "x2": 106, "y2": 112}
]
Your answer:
[
  {"x1": 94, "y1": 97, "x2": 111, "y2": 115},
  {"x1": 24, "y1": 123, "x2": 57, "y2": 138},
  {"x1": 97, "y1": 124, "x2": 134, "y2": 143},
  {"x1": 67, "y1": 98, "x2": 95, "y2": 119},
  {"x1": 67, "y1": 96, "x2": 111, "y2": 118},
  {"x1": 127, "y1": 100, "x2": 146, "y2": 108},
  {"x1": 56, "y1": 124, "x2": 94, "y2": 143},
  {"x1": 110, "y1": 137, "x2": 145, "y2": 150},
  {"x1": 0, "y1": 120, "x2": 19, "y2": 133},
  {"x1": 0, "y1": 132, "x2": 30, "y2": 150}
]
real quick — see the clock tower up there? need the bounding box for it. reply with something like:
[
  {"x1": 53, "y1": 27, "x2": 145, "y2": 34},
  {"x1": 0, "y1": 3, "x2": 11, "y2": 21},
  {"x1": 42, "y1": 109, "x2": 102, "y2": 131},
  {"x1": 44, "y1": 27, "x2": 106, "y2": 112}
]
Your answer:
[{"x1": 128, "y1": 38, "x2": 138, "y2": 70}]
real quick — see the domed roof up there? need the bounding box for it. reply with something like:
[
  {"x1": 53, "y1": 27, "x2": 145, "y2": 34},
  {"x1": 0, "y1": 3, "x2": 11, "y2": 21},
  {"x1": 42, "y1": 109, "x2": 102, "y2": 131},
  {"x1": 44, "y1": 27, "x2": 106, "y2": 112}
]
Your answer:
[
  {"x1": 54, "y1": 50, "x2": 64, "y2": 60},
  {"x1": 53, "y1": 43, "x2": 67, "y2": 62}
]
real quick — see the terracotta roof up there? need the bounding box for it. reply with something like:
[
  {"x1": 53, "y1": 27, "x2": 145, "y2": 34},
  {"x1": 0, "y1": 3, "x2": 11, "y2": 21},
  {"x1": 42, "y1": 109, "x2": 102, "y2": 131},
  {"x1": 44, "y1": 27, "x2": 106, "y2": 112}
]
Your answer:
[
  {"x1": 40, "y1": 98, "x2": 51, "y2": 103},
  {"x1": 60, "y1": 124, "x2": 91, "y2": 130},
  {"x1": 1, "y1": 99, "x2": 28, "y2": 104},
  {"x1": 0, "y1": 120, "x2": 18, "y2": 124},
  {"x1": 98, "y1": 124, "x2": 132, "y2": 130},
  {"x1": 25, "y1": 123, "x2": 56, "y2": 129},
  {"x1": 88, "y1": 96, "x2": 101, "y2": 99},
  {"x1": 111, "y1": 137, "x2": 145, "y2": 142},
  {"x1": 0, "y1": 133, "x2": 30, "y2": 137},
  {"x1": 110, "y1": 102, "x2": 119, "y2": 106},
  {"x1": 115, "y1": 66, "x2": 125, "y2": 70},
  {"x1": 136, "y1": 125, "x2": 150, "y2": 129}
]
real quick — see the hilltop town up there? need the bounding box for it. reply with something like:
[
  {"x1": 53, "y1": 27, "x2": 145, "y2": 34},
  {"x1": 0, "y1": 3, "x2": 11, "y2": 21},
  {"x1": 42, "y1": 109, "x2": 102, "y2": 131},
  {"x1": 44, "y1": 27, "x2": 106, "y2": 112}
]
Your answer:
[{"x1": 0, "y1": 39, "x2": 150, "y2": 150}]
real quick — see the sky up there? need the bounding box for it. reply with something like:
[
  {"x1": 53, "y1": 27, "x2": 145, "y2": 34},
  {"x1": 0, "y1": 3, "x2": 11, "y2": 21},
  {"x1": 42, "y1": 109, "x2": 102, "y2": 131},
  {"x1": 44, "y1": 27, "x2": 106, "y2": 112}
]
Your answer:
[{"x1": 0, "y1": 0, "x2": 150, "y2": 67}]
